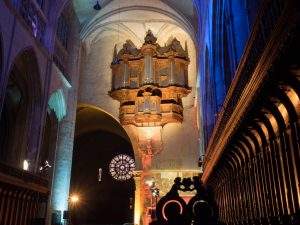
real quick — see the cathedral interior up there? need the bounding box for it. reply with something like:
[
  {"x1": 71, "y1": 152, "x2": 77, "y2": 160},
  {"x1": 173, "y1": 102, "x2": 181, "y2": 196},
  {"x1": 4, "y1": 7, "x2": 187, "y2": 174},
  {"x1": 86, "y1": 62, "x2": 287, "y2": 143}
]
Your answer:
[{"x1": 0, "y1": 0, "x2": 299, "y2": 225}]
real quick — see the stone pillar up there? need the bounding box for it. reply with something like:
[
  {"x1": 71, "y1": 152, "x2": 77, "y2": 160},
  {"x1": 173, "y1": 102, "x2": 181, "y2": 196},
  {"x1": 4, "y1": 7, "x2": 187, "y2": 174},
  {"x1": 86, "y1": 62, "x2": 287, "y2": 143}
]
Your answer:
[
  {"x1": 48, "y1": 13, "x2": 80, "y2": 224},
  {"x1": 49, "y1": 117, "x2": 75, "y2": 219},
  {"x1": 134, "y1": 173, "x2": 142, "y2": 225}
]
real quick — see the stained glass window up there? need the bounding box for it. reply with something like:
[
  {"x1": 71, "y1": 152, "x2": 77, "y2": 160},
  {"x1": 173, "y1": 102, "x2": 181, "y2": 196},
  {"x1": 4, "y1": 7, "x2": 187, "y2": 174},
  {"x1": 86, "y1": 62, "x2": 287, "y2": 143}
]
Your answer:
[{"x1": 109, "y1": 154, "x2": 135, "y2": 181}]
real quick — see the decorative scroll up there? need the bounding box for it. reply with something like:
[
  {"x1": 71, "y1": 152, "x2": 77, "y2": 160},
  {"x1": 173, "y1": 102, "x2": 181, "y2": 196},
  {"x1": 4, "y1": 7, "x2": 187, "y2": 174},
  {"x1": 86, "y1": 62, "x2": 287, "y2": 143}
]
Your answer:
[{"x1": 151, "y1": 177, "x2": 219, "y2": 225}]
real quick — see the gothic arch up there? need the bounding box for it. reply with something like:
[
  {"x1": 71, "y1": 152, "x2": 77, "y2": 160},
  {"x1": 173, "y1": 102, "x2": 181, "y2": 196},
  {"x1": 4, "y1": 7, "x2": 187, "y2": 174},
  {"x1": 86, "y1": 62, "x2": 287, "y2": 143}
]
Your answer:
[
  {"x1": 72, "y1": 103, "x2": 135, "y2": 224},
  {"x1": 81, "y1": 3, "x2": 197, "y2": 46},
  {"x1": 0, "y1": 47, "x2": 42, "y2": 168}
]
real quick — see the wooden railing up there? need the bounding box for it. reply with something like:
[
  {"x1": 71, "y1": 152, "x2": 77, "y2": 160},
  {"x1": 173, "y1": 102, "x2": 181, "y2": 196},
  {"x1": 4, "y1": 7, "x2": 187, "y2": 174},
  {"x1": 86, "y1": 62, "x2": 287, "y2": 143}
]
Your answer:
[
  {"x1": 0, "y1": 161, "x2": 49, "y2": 225},
  {"x1": 203, "y1": 0, "x2": 298, "y2": 181},
  {"x1": 0, "y1": 160, "x2": 48, "y2": 190}
]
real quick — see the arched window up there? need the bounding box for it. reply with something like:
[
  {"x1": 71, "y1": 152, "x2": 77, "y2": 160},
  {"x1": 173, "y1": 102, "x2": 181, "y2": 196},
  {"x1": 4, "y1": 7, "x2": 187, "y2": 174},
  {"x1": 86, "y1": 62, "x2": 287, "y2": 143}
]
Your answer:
[{"x1": 56, "y1": 11, "x2": 70, "y2": 50}]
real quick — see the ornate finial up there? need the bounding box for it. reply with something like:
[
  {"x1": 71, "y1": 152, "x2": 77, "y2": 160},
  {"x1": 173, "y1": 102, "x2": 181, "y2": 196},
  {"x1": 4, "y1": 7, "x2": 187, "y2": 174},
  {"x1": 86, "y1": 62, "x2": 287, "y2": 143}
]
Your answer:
[
  {"x1": 144, "y1": 29, "x2": 157, "y2": 45},
  {"x1": 112, "y1": 44, "x2": 120, "y2": 65},
  {"x1": 185, "y1": 41, "x2": 189, "y2": 57}
]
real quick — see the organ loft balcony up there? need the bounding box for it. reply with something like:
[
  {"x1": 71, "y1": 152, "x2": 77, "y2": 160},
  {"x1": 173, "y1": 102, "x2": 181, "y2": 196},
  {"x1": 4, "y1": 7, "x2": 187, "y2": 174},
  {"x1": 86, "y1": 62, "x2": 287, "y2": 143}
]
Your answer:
[{"x1": 109, "y1": 30, "x2": 192, "y2": 127}]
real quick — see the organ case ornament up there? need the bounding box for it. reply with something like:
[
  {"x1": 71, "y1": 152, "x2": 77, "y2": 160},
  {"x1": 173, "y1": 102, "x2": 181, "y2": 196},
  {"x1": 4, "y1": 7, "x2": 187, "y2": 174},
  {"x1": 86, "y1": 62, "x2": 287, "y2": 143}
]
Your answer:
[{"x1": 109, "y1": 30, "x2": 191, "y2": 127}]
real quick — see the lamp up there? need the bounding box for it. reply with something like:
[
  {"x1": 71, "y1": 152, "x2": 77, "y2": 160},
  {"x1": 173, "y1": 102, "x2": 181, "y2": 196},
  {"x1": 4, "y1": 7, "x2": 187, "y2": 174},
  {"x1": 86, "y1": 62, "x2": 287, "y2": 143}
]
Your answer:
[
  {"x1": 93, "y1": 0, "x2": 101, "y2": 10},
  {"x1": 23, "y1": 159, "x2": 29, "y2": 171},
  {"x1": 39, "y1": 160, "x2": 51, "y2": 172},
  {"x1": 67, "y1": 194, "x2": 80, "y2": 224}
]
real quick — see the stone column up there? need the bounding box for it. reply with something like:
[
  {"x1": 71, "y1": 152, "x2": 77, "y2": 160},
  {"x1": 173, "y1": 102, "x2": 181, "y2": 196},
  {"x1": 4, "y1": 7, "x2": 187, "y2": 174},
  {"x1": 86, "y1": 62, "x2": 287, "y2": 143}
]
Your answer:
[
  {"x1": 134, "y1": 173, "x2": 142, "y2": 225},
  {"x1": 49, "y1": 116, "x2": 76, "y2": 220},
  {"x1": 48, "y1": 14, "x2": 80, "y2": 224}
]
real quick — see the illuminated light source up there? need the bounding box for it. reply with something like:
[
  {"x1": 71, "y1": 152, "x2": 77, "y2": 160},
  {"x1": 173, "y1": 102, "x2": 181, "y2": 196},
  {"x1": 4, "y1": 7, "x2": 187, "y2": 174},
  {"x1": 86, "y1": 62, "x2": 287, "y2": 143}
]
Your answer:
[
  {"x1": 70, "y1": 195, "x2": 79, "y2": 204},
  {"x1": 152, "y1": 187, "x2": 160, "y2": 197},
  {"x1": 162, "y1": 200, "x2": 183, "y2": 221},
  {"x1": 48, "y1": 89, "x2": 67, "y2": 122},
  {"x1": 23, "y1": 160, "x2": 29, "y2": 171},
  {"x1": 93, "y1": 0, "x2": 101, "y2": 10},
  {"x1": 98, "y1": 168, "x2": 102, "y2": 181},
  {"x1": 146, "y1": 180, "x2": 155, "y2": 188}
]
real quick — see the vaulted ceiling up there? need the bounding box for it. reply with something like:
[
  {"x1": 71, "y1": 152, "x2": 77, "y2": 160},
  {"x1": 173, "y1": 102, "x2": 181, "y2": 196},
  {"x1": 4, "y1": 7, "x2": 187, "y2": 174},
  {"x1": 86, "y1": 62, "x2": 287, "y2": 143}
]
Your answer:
[
  {"x1": 73, "y1": 0, "x2": 197, "y2": 30},
  {"x1": 74, "y1": 0, "x2": 199, "y2": 112}
]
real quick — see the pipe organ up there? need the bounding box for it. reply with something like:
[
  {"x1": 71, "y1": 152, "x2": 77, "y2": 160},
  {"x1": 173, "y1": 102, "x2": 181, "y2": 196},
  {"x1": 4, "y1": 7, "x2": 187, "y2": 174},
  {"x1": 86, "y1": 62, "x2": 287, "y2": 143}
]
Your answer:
[{"x1": 109, "y1": 30, "x2": 191, "y2": 127}]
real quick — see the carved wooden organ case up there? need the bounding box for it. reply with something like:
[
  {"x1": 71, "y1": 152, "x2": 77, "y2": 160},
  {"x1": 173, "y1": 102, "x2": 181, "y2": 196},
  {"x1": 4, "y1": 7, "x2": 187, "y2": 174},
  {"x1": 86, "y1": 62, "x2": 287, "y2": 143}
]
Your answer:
[{"x1": 109, "y1": 30, "x2": 191, "y2": 127}]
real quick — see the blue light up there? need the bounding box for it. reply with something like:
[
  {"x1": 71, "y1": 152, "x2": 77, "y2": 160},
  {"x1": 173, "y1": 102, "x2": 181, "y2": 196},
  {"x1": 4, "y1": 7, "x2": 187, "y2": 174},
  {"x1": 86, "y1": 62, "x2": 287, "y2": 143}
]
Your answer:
[{"x1": 48, "y1": 89, "x2": 66, "y2": 122}]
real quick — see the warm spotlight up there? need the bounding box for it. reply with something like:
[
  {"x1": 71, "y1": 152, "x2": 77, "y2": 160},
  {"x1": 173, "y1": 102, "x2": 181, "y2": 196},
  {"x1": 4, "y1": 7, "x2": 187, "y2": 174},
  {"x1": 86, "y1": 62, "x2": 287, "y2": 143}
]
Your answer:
[{"x1": 70, "y1": 195, "x2": 79, "y2": 203}]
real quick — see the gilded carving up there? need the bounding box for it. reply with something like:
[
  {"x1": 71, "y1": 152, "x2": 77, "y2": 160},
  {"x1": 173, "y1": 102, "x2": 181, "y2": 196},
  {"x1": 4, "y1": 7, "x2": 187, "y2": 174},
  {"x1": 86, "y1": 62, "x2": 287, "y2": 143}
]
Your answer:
[{"x1": 109, "y1": 30, "x2": 191, "y2": 127}]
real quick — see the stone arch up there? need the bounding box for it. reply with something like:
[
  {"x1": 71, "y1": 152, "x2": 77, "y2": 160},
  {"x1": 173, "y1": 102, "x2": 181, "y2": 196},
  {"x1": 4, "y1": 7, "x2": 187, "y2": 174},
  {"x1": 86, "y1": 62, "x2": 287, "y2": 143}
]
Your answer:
[
  {"x1": 72, "y1": 103, "x2": 135, "y2": 224},
  {"x1": 81, "y1": 2, "x2": 197, "y2": 45},
  {"x1": 75, "y1": 103, "x2": 132, "y2": 140},
  {"x1": 0, "y1": 47, "x2": 42, "y2": 168}
]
